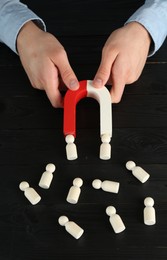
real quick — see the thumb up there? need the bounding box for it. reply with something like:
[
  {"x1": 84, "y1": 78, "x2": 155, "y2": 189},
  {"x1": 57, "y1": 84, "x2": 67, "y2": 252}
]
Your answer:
[{"x1": 93, "y1": 52, "x2": 117, "y2": 88}]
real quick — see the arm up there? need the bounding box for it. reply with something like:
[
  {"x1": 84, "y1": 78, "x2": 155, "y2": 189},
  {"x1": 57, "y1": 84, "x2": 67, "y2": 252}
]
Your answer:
[
  {"x1": 93, "y1": 0, "x2": 167, "y2": 103},
  {"x1": 0, "y1": 0, "x2": 45, "y2": 53},
  {"x1": 125, "y1": 0, "x2": 167, "y2": 56},
  {"x1": 0, "y1": 1, "x2": 79, "y2": 107}
]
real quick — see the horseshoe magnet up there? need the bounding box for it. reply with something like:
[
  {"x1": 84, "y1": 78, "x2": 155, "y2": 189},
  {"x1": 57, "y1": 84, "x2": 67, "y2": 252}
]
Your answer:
[{"x1": 63, "y1": 80, "x2": 112, "y2": 160}]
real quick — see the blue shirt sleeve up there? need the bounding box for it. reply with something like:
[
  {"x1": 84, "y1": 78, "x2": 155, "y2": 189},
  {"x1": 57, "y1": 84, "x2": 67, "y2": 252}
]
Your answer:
[
  {"x1": 125, "y1": 0, "x2": 167, "y2": 56},
  {"x1": 0, "y1": 0, "x2": 46, "y2": 54},
  {"x1": 1, "y1": 1, "x2": 167, "y2": 56}
]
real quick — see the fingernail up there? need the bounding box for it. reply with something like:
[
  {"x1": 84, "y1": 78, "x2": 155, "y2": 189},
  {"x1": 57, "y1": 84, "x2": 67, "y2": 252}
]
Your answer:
[
  {"x1": 69, "y1": 79, "x2": 78, "y2": 89},
  {"x1": 94, "y1": 78, "x2": 103, "y2": 88}
]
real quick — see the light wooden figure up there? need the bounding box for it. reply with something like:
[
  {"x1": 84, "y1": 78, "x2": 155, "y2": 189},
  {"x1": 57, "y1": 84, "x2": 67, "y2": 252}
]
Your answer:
[
  {"x1": 19, "y1": 181, "x2": 41, "y2": 205},
  {"x1": 58, "y1": 215, "x2": 84, "y2": 239},
  {"x1": 100, "y1": 134, "x2": 111, "y2": 160},
  {"x1": 106, "y1": 206, "x2": 126, "y2": 233},
  {"x1": 92, "y1": 179, "x2": 120, "y2": 193},
  {"x1": 126, "y1": 161, "x2": 150, "y2": 183},
  {"x1": 65, "y1": 134, "x2": 78, "y2": 160},
  {"x1": 144, "y1": 197, "x2": 156, "y2": 225},
  {"x1": 39, "y1": 163, "x2": 56, "y2": 189},
  {"x1": 66, "y1": 177, "x2": 83, "y2": 204}
]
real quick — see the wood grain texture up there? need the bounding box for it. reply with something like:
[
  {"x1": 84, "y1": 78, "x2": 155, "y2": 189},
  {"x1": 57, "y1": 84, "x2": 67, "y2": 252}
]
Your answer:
[{"x1": 0, "y1": 0, "x2": 167, "y2": 259}]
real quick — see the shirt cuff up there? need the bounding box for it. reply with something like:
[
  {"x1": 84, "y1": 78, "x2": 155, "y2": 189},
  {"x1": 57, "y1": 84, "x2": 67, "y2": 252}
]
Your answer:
[
  {"x1": 0, "y1": 2, "x2": 46, "y2": 53},
  {"x1": 125, "y1": 4, "x2": 167, "y2": 56}
]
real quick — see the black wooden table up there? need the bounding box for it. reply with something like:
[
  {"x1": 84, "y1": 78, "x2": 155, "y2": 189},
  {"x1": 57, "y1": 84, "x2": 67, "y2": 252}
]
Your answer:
[{"x1": 0, "y1": 1, "x2": 167, "y2": 259}]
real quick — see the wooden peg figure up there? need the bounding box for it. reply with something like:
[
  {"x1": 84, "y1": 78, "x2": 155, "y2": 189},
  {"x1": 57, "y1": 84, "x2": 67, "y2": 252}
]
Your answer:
[
  {"x1": 126, "y1": 161, "x2": 150, "y2": 183},
  {"x1": 19, "y1": 181, "x2": 41, "y2": 205},
  {"x1": 58, "y1": 215, "x2": 84, "y2": 239},
  {"x1": 92, "y1": 179, "x2": 119, "y2": 193},
  {"x1": 39, "y1": 163, "x2": 56, "y2": 189},
  {"x1": 144, "y1": 197, "x2": 156, "y2": 225},
  {"x1": 65, "y1": 134, "x2": 78, "y2": 160},
  {"x1": 66, "y1": 178, "x2": 83, "y2": 204},
  {"x1": 106, "y1": 206, "x2": 126, "y2": 233},
  {"x1": 100, "y1": 134, "x2": 111, "y2": 160}
]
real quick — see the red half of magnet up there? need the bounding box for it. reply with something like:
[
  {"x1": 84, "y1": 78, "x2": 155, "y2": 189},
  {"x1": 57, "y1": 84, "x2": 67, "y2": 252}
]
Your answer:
[{"x1": 63, "y1": 80, "x2": 87, "y2": 137}]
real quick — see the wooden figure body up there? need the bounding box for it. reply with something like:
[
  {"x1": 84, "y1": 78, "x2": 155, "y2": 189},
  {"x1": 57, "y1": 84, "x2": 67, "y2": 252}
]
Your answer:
[
  {"x1": 144, "y1": 197, "x2": 156, "y2": 225},
  {"x1": 19, "y1": 181, "x2": 41, "y2": 205},
  {"x1": 126, "y1": 161, "x2": 150, "y2": 183},
  {"x1": 106, "y1": 206, "x2": 125, "y2": 233},
  {"x1": 66, "y1": 178, "x2": 83, "y2": 204},
  {"x1": 58, "y1": 216, "x2": 84, "y2": 239},
  {"x1": 92, "y1": 179, "x2": 120, "y2": 193},
  {"x1": 39, "y1": 163, "x2": 56, "y2": 189}
]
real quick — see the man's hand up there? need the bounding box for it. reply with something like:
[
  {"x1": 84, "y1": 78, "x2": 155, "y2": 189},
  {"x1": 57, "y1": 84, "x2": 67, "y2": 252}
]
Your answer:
[
  {"x1": 93, "y1": 22, "x2": 151, "y2": 103},
  {"x1": 17, "y1": 21, "x2": 79, "y2": 107}
]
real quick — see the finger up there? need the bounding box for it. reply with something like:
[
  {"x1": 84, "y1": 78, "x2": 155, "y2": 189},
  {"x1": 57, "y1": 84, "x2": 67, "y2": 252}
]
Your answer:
[
  {"x1": 93, "y1": 51, "x2": 118, "y2": 88},
  {"x1": 45, "y1": 86, "x2": 63, "y2": 108},
  {"x1": 44, "y1": 72, "x2": 63, "y2": 108},
  {"x1": 110, "y1": 76, "x2": 126, "y2": 103},
  {"x1": 53, "y1": 51, "x2": 79, "y2": 91}
]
